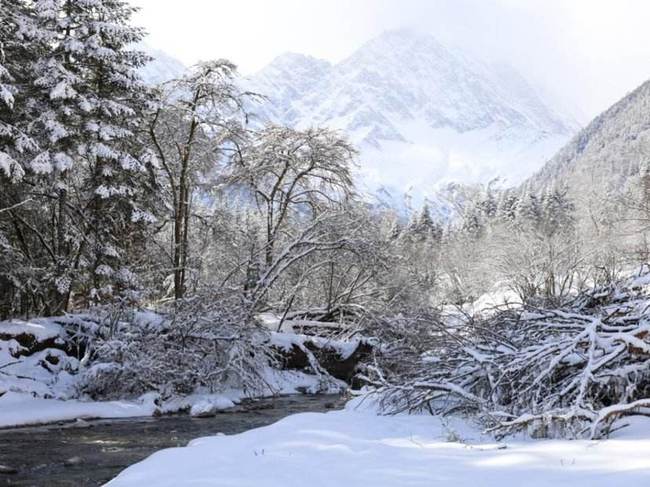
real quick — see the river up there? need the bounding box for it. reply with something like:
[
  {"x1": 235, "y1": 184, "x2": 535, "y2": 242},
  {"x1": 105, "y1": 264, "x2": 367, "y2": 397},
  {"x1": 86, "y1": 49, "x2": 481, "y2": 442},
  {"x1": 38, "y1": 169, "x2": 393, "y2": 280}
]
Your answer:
[{"x1": 0, "y1": 394, "x2": 343, "y2": 486}]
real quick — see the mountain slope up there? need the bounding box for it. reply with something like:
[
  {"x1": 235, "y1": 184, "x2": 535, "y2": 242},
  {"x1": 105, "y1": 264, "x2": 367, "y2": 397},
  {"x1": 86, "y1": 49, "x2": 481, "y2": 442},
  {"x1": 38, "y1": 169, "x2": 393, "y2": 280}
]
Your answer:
[
  {"x1": 139, "y1": 45, "x2": 187, "y2": 85},
  {"x1": 246, "y1": 29, "x2": 577, "y2": 203},
  {"x1": 530, "y1": 79, "x2": 650, "y2": 196}
]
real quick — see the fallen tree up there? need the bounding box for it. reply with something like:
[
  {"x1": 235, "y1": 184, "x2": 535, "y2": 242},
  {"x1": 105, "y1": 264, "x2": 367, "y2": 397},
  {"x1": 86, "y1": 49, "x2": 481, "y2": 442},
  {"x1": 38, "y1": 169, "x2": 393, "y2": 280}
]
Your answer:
[{"x1": 364, "y1": 273, "x2": 650, "y2": 438}]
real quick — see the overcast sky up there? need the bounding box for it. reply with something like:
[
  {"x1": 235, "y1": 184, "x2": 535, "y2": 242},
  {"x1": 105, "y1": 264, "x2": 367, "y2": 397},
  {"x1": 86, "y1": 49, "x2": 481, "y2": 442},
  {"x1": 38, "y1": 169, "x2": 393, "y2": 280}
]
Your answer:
[{"x1": 130, "y1": 0, "x2": 650, "y2": 123}]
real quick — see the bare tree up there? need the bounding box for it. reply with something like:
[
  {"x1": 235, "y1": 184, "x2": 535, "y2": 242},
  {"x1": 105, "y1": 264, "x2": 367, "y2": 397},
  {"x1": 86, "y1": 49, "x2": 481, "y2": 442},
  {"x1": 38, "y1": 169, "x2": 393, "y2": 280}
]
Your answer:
[
  {"x1": 225, "y1": 126, "x2": 356, "y2": 309},
  {"x1": 148, "y1": 60, "x2": 255, "y2": 300}
]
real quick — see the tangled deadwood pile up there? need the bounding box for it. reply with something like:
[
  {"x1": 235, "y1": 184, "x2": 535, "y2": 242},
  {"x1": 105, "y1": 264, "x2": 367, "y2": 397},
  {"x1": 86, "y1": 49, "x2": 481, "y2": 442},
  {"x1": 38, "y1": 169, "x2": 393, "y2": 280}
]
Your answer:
[{"x1": 363, "y1": 274, "x2": 650, "y2": 438}]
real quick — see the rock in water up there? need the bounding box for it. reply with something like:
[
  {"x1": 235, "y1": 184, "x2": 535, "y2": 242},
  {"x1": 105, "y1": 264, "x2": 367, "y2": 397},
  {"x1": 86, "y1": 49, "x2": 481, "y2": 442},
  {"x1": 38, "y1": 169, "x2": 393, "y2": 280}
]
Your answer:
[
  {"x1": 64, "y1": 456, "x2": 82, "y2": 467},
  {"x1": 0, "y1": 465, "x2": 18, "y2": 474},
  {"x1": 190, "y1": 397, "x2": 236, "y2": 417}
]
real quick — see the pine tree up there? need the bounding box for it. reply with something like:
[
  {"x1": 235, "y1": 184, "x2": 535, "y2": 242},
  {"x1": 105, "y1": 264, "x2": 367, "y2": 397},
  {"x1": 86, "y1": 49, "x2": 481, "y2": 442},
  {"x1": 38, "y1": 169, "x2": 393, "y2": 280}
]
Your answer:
[
  {"x1": 30, "y1": 0, "x2": 153, "y2": 305},
  {"x1": 461, "y1": 201, "x2": 484, "y2": 238},
  {"x1": 639, "y1": 159, "x2": 650, "y2": 207},
  {"x1": 540, "y1": 186, "x2": 574, "y2": 237},
  {"x1": 480, "y1": 186, "x2": 498, "y2": 219},
  {"x1": 515, "y1": 187, "x2": 541, "y2": 229},
  {"x1": 405, "y1": 203, "x2": 442, "y2": 241},
  {"x1": 0, "y1": 1, "x2": 46, "y2": 316},
  {"x1": 0, "y1": 0, "x2": 155, "y2": 315},
  {"x1": 496, "y1": 190, "x2": 518, "y2": 222},
  {"x1": 388, "y1": 217, "x2": 403, "y2": 241},
  {"x1": 0, "y1": 0, "x2": 38, "y2": 182}
]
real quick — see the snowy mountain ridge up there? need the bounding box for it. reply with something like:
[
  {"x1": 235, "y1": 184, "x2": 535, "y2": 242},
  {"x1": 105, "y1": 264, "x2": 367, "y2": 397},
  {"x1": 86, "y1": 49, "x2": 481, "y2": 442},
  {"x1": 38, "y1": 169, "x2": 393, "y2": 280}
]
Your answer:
[
  {"x1": 244, "y1": 29, "x2": 577, "y2": 208},
  {"x1": 138, "y1": 44, "x2": 187, "y2": 85}
]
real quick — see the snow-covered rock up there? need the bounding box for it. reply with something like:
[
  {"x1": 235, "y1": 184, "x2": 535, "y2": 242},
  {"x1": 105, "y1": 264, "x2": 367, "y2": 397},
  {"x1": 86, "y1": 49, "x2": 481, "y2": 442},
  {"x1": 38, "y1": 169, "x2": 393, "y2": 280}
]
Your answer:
[
  {"x1": 0, "y1": 318, "x2": 78, "y2": 398},
  {"x1": 190, "y1": 397, "x2": 236, "y2": 417}
]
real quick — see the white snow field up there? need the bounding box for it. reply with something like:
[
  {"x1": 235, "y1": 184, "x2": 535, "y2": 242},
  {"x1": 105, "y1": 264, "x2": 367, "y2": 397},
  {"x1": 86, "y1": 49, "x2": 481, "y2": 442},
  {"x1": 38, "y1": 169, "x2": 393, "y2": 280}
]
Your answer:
[{"x1": 106, "y1": 400, "x2": 650, "y2": 487}]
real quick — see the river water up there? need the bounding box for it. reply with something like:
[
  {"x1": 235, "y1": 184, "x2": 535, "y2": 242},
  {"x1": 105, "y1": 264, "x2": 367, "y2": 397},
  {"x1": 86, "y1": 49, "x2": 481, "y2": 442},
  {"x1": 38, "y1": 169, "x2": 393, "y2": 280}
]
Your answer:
[{"x1": 0, "y1": 394, "x2": 344, "y2": 487}]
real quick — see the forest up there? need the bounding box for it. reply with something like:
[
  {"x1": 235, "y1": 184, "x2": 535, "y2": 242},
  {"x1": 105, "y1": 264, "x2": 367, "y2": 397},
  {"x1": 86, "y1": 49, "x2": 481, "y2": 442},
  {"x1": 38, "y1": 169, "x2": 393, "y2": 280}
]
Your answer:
[{"x1": 2, "y1": 4, "x2": 650, "y2": 481}]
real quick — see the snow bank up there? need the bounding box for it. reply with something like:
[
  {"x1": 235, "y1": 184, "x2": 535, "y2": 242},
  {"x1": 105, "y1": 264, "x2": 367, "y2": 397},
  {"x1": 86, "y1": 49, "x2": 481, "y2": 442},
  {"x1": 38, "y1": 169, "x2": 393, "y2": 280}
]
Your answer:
[
  {"x1": 106, "y1": 407, "x2": 650, "y2": 487},
  {"x1": 0, "y1": 368, "x2": 341, "y2": 429},
  {"x1": 0, "y1": 319, "x2": 64, "y2": 342},
  {"x1": 0, "y1": 392, "x2": 157, "y2": 428}
]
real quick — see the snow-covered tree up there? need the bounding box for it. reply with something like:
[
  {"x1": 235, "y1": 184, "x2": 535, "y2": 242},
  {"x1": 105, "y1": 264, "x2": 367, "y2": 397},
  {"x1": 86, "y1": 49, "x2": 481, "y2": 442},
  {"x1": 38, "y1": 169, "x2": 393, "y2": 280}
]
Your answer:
[
  {"x1": 0, "y1": 0, "x2": 38, "y2": 182},
  {"x1": 406, "y1": 203, "x2": 442, "y2": 242},
  {"x1": 148, "y1": 59, "x2": 254, "y2": 300},
  {"x1": 226, "y1": 126, "x2": 356, "y2": 309},
  {"x1": 0, "y1": 0, "x2": 155, "y2": 315},
  {"x1": 515, "y1": 187, "x2": 541, "y2": 229}
]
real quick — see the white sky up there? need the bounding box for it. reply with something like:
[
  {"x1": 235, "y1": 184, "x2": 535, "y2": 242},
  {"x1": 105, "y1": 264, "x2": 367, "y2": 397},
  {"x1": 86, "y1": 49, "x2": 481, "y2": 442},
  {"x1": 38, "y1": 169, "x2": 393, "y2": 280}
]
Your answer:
[{"x1": 130, "y1": 0, "x2": 650, "y2": 122}]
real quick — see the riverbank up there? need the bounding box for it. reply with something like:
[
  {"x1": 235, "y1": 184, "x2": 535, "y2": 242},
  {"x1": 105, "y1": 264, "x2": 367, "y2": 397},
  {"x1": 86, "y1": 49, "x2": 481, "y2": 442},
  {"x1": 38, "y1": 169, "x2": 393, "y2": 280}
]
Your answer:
[
  {"x1": 0, "y1": 366, "x2": 342, "y2": 429},
  {"x1": 107, "y1": 400, "x2": 650, "y2": 487},
  {"x1": 0, "y1": 314, "x2": 361, "y2": 429}
]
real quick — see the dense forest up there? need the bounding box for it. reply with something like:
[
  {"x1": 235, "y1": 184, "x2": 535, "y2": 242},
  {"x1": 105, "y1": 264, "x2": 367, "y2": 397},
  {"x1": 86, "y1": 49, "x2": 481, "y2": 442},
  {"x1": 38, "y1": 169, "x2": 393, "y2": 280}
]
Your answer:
[{"x1": 2, "y1": 0, "x2": 650, "y2": 442}]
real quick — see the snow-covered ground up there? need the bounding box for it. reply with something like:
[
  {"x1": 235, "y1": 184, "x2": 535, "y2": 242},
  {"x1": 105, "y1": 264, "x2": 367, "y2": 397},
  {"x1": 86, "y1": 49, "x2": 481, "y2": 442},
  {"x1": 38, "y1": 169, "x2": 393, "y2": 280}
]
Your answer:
[{"x1": 106, "y1": 397, "x2": 650, "y2": 486}]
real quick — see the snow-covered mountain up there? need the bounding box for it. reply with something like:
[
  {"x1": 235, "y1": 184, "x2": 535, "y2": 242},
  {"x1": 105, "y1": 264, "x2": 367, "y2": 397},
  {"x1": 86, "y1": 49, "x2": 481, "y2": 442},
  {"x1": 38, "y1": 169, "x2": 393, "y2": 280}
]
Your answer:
[
  {"x1": 136, "y1": 30, "x2": 578, "y2": 213},
  {"x1": 245, "y1": 29, "x2": 578, "y2": 208},
  {"x1": 138, "y1": 44, "x2": 187, "y2": 85},
  {"x1": 529, "y1": 78, "x2": 650, "y2": 198}
]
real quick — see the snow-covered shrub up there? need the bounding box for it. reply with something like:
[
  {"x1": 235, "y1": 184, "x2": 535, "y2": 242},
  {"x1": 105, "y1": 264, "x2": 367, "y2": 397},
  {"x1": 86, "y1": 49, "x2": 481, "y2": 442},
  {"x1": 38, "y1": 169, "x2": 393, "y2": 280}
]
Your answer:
[
  {"x1": 79, "y1": 294, "x2": 276, "y2": 400},
  {"x1": 366, "y1": 275, "x2": 650, "y2": 438}
]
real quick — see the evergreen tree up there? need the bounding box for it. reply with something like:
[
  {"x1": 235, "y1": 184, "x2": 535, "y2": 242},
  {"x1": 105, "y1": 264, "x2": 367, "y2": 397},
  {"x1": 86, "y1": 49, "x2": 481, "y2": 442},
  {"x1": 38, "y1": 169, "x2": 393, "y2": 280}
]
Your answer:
[
  {"x1": 460, "y1": 201, "x2": 484, "y2": 238},
  {"x1": 496, "y1": 190, "x2": 518, "y2": 222},
  {"x1": 540, "y1": 186, "x2": 574, "y2": 237},
  {"x1": 417, "y1": 203, "x2": 434, "y2": 229},
  {"x1": 0, "y1": 0, "x2": 155, "y2": 315},
  {"x1": 388, "y1": 217, "x2": 403, "y2": 241},
  {"x1": 0, "y1": 1, "x2": 46, "y2": 316},
  {"x1": 515, "y1": 187, "x2": 541, "y2": 229},
  {"x1": 29, "y1": 0, "x2": 153, "y2": 305},
  {"x1": 480, "y1": 185, "x2": 498, "y2": 219},
  {"x1": 406, "y1": 203, "x2": 442, "y2": 241},
  {"x1": 0, "y1": 0, "x2": 38, "y2": 182}
]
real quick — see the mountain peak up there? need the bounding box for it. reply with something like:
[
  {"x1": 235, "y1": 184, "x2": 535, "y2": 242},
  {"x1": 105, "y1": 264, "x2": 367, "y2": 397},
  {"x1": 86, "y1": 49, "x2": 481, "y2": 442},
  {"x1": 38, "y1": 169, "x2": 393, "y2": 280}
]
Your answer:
[
  {"x1": 365, "y1": 27, "x2": 445, "y2": 47},
  {"x1": 342, "y1": 28, "x2": 451, "y2": 68},
  {"x1": 259, "y1": 52, "x2": 331, "y2": 78},
  {"x1": 243, "y1": 29, "x2": 577, "y2": 202}
]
